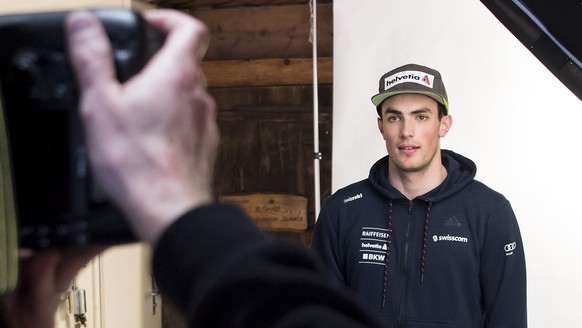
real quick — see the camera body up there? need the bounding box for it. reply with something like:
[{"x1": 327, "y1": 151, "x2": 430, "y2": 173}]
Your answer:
[{"x1": 0, "y1": 9, "x2": 165, "y2": 249}]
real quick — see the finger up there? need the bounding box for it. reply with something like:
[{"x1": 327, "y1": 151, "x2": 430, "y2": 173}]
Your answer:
[
  {"x1": 131, "y1": 10, "x2": 210, "y2": 107},
  {"x1": 144, "y1": 9, "x2": 210, "y2": 62},
  {"x1": 18, "y1": 248, "x2": 34, "y2": 259},
  {"x1": 19, "y1": 251, "x2": 61, "y2": 299},
  {"x1": 7, "y1": 252, "x2": 64, "y2": 328},
  {"x1": 55, "y1": 248, "x2": 104, "y2": 291},
  {"x1": 190, "y1": 86, "x2": 219, "y2": 175},
  {"x1": 140, "y1": 9, "x2": 210, "y2": 88},
  {"x1": 193, "y1": 87, "x2": 218, "y2": 146},
  {"x1": 65, "y1": 10, "x2": 117, "y2": 91}
]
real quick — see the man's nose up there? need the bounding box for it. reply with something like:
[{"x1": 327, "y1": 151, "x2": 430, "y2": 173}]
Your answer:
[{"x1": 400, "y1": 120, "x2": 414, "y2": 138}]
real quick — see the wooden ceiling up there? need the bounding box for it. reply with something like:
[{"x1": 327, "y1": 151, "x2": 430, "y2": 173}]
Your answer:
[{"x1": 147, "y1": 0, "x2": 332, "y2": 10}]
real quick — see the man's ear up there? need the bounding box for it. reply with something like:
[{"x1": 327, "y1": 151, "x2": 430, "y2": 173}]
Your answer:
[{"x1": 439, "y1": 115, "x2": 452, "y2": 137}]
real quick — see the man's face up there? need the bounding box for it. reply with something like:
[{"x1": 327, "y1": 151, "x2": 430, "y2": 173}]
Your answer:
[{"x1": 377, "y1": 93, "x2": 451, "y2": 174}]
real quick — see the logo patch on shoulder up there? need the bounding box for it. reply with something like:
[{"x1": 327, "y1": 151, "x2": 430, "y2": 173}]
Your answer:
[{"x1": 343, "y1": 193, "x2": 363, "y2": 203}]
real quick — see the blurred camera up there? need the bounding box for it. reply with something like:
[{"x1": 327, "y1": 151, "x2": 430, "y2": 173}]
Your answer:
[{"x1": 0, "y1": 9, "x2": 165, "y2": 249}]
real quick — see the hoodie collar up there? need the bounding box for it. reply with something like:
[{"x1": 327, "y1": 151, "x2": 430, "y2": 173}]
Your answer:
[{"x1": 369, "y1": 149, "x2": 477, "y2": 202}]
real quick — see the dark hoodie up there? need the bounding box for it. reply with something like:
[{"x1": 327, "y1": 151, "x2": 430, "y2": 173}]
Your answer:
[{"x1": 312, "y1": 150, "x2": 527, "y2": 327}]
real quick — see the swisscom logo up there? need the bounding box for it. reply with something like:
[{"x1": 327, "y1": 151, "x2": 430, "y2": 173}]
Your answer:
[
  {"x1": 432, "y1": 234, "x2": 469, "y2": 243},
  {"x1": 383, "y1": 70, "x2": 434, "y2": 91}
]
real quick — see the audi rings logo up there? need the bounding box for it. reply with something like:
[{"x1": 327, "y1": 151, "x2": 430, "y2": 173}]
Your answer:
[
  {"x1": 504, "y1": 242, "x2": 516, "y2": 252},
  {"x1": 504, "y1": 242, "x2": 517, "y2": 256}
]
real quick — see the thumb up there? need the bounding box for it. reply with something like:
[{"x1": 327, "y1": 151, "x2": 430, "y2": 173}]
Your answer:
[{"x1": 65, "y1": 10, "x2": 116, "y2": 90}]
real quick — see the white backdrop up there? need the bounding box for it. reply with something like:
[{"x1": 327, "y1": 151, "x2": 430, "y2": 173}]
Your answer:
[{"x1": 332, "y1": 0, "x2": 582, "y2": 326}]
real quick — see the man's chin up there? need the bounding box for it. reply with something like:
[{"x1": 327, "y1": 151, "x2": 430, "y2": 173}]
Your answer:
[{"x1": 393, "y1": 160, "x2": 429, "y2": 174}]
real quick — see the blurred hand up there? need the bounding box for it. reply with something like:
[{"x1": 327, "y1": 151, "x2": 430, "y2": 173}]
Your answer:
[
  {"x1": 1, "y1": 249, "x2": 100, "y2": 328},
  {"x1": 65, "y1": 9, "x2": 219, "y2": 244}
]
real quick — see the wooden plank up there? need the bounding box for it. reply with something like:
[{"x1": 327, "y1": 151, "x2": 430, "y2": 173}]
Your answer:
[
  {"x1": 194, "y1": 4, "x2": 333, "y2": 60},
  {"x1": 202, "y1": 57, "x2": 332, "y2": 87},
  {"x1": 208, "y1": 85, "x2": 333, "y2": 111},
  {"x1": 219, "y1": 193, "x2": 308, "y2": 232}
]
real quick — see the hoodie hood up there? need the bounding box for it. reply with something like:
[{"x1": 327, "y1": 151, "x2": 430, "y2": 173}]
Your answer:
[{"x1": 368, "y1": 149, "x2": 477, "y2": 202}]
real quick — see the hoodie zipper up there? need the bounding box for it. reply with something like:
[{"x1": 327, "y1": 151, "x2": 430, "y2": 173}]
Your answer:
[{"x1": 395, "y1": 201, "x2": 414, "y2": 328}]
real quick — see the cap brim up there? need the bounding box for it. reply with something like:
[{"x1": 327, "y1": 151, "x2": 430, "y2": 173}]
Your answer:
[{"x1": 371, "y1": 90, "x2": 449, "y2": 112}]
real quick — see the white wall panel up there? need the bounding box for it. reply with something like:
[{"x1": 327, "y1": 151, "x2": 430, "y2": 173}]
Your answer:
[{"x1": 333, "y1": 1, "x2": 582, "y2": 326}]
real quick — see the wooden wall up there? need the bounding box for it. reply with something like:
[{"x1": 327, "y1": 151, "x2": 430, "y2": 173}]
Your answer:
[
  {"x1": 157, "y1": 3, "x2": 334, "y2": 327},
  {"x1": 197, "y1": 3, "x2": 333, "y2": 247}
]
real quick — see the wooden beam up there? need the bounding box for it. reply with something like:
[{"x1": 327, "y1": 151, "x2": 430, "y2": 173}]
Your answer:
[
  {"x1": 202, "y1": 57, "x2": 332, "y2": 87},
  {"x1": 194, "y1": 4, "x2": 333, "y2": 60},
  {"x1": 209, "y1": 85, "x2": 333, "y2": 111}
]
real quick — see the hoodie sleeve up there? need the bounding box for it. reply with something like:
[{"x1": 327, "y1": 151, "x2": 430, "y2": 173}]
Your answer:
[
  {"x1": 311, "y1": 204, "x2": 347, "y2": 286},
  {"x1": 152, "y1": 203, "x2": 379, "y2": 328},
  {"x1": 480, "y1": 200, "x2": 527, "y2": 327}
]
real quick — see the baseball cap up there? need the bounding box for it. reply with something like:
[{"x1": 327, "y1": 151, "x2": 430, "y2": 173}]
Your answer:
[{"x1": 371, "y1": 63, "x2": 449, "y2": 116}]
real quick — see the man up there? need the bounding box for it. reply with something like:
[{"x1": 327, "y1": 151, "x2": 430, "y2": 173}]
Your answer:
[
  {"x1": 1, "y1": 9, "x2": 381, "y2": 328},
  {"x1": 312, "y1": 63, "x2": 527, "y2": 327}
]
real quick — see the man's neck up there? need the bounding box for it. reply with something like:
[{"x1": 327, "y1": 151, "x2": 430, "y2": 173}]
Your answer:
[{"x1": 388, "y1": 160, "x2": 448, "y2": 200}]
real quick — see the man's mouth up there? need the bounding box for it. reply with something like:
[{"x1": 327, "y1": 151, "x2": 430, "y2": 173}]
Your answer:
[{"x1": 399, "y1": 145, "x2": 419, "y2": 150}]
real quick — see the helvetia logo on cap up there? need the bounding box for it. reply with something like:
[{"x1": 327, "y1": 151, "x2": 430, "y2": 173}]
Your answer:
[{"x1": 384, "y1": 70, "x2": 434, "y2": 91}]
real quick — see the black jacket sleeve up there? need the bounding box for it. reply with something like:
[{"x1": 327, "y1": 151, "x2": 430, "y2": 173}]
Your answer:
[
  {"x1": 480, "y1": 200, "x2": 527, "y2": 327},
  {"x1": 152, "y1": 204, "x2": 380, "y2": 328}
]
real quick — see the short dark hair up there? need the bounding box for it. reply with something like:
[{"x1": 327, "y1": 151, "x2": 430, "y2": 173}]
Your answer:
[{"x1": 437, "y1": 103, "x2": 447, "y2": 119}]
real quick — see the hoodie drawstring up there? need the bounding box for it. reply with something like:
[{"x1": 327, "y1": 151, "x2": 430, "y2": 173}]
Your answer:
[
  {"x1": 420, "y1": 202, "x2": 432, "y2": 283},
  {"x1": 381, "y1": 200, "x2": 432, "y2": 308},
  {"x1": 381, "y1": 200, "x2": 393, "y2": 309}
]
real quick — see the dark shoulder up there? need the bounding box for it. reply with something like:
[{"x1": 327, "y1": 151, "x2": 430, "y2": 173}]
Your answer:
[{"x1": 463, "y1": 179, "x2": 511, "y2": 207}]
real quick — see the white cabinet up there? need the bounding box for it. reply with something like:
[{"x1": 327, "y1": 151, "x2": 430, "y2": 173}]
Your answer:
[{"x1": 56, "y1": 244, "x2": 162, "y2": 328}]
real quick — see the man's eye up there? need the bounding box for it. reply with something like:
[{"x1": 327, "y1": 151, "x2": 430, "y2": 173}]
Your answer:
[
  {"x1": 418, "y1": 115, "x2": 428, "y2": 120},
  {"x1": 387, "y1": 116, "x2": 399, "y2": 122}
]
